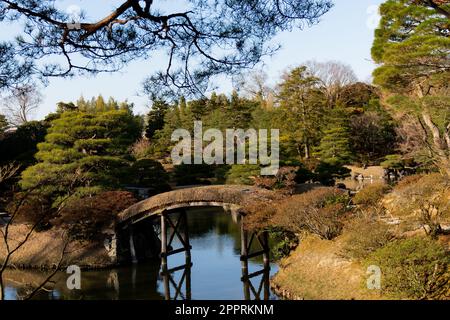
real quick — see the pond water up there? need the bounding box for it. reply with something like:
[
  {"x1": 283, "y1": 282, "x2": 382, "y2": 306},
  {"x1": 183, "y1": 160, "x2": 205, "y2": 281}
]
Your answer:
[{"x1": 3, "y1": 208, "x2": 279, "y2": 300}]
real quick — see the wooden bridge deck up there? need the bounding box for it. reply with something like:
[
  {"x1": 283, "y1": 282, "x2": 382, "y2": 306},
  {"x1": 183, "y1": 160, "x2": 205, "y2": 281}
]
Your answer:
[{"x1": 117, "y1": 185, "x2": 282, "y2": 225}]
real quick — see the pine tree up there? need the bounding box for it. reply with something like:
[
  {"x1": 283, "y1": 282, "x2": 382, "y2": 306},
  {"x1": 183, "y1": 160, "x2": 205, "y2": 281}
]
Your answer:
[
  {"x1": 277, "y1": 66, "x2": 326, "y2": 159},
  {"x1": 372, "y1": 0, "x2": 449, "y2": 94},
  {"x1": 225, "y1": 91, "x2": 257, "y2": 129},
  {"x1": 145, "y1": 100, "x2": 170, "y2": 139},
  {"x1": 315, "y1": 107, "x2": 353, "y2": 166},
  {"x1": 20, "y1": 107, "x2": 142, "y2": 205},
  {"x1": 372, "y1": 0, "x2": 450, "y2": 175},
  {"x1": 77, "y1": 96, "x2": 88, "y2": 111}
]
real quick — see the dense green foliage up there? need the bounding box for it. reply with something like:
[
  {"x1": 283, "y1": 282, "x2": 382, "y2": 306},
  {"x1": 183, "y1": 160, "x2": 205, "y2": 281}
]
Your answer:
[
  {"x1": 20, "y1": 99, "x2": 142, "y2": 205},
  {"x1": 372, "y1": 0, "x2": 449, "y2": 93},
  {"x1": 145, "y1": 100, "x2": 170, "y2": 140},
  {"x1": 315, "y1": 107, "x2": 353, "y2": 165},
  {"x1": 141, "y1": 64, "x2": 396, "y2": 185},
  {"x1": 342, "y1": 216, "x2": 394, "y2": 260},
  {"x1": 365, "y1": 237, "x2": 449, "y2": 299},
  {"x1": 372, "y1": 0, "x2": 450, "y2": 174}
]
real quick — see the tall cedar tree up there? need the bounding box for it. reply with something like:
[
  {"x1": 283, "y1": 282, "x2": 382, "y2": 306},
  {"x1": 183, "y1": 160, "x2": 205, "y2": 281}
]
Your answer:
[
  {"x1": 315, "y1": 107, "x2": 353, "y2": 166},
  {"x1": 277, "y1": 66, "x2": 326, "y2": 159},
  {"x1": 145, "y1": 100, "x2": 170, "y2": 139}
]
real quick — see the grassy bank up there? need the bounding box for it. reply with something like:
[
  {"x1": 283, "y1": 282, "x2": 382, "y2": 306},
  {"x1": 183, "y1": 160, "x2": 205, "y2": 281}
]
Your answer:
[
  {"x1": 271, "y1": 235, "x2": 385, "y2": 300},
  {"x1": 262, "y1": 173, "x2": 450, "y2": 300},
  {"x1": 0, "y1": 224, "x2": 116, "y2": 269}
]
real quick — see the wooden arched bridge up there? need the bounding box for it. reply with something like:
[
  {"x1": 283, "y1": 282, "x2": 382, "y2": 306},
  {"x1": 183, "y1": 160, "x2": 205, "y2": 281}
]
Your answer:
[
  {"x1": 117, "y1": 185, "x2": 282, "y2": 225},
  {"x1": 117, "y1": 185, "x2": 282, "y2": 300}
]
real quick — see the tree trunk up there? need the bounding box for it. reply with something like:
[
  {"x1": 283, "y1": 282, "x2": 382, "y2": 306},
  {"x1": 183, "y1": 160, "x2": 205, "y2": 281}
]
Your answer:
[
  {"x1": 422, "y1": 112, "x2": 450, "y2": 176},
  {"x1": 304, "y1": 141, "x2": 310, "y2": 160}
]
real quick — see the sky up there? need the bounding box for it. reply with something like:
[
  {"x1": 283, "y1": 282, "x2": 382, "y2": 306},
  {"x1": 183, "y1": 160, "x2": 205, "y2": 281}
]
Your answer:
[{"x1": 1, "y1": 0, "x2": 384, "y2": 120}]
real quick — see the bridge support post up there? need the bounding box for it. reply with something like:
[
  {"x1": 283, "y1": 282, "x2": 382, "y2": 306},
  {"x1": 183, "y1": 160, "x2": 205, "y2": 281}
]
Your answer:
[
  {"x1": 160, "y1": 254, "x2": 193, "y2": 300},
  {"x1": 181, "y1": 209, "x2": 191, "y2": 259},
  {"x1": 160, "y1": 210, "x2": 192, "y2": 262},
  {"x1": 129, "y1": 225, "x2": 138, "y2": 264},
  {"x1": 161, "y1": 213, "x2": 168, "y2": 267},
  {"x1": 240, "y1": 219, "x2": 271, "y2": 300},
  {"x1": 159, "y1": 209, "x2": 193, "y2": 300}
]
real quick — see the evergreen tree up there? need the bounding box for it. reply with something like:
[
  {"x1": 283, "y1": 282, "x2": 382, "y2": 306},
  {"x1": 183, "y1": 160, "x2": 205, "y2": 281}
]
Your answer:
[
  {"x1": 76, "y1": 96, "x2": 88, "y2": 111},
  {"x1": 20, "y1": 107, "x2": 142, "y2": 205},
  {"x1": 276, "y1": 66, "x2": 326, "y2": 159},
  {"x1": 372, "y1": 0, "x2": 450, "y2": 175},
  {"x1": 179, "y1": 96, "x2": 187, "y2": 118},
  {"x1": 145, "y1": 100, "x2": 170, "y2": 139},
  {"x1": 0, "y1": 120, "x2": 48, "y2": 166},
  {"x1": 315, "y1": 107, "x2": 353, "y2": 166},
  {"x1": 188, "y1": 98, "x2": 209, "y2": 121},
  {"x1": 107, "y1": 97, "x2": 119, "y2": 110},
  {"x1": 95, "y1": 95, "x2": 107, "y2": 111},
  {"x1": 372, "y1": 0, "x2": 449, "y2": 94},
  {"x1": 226, "y1": 91, "x2": 257, "y2": 129}
]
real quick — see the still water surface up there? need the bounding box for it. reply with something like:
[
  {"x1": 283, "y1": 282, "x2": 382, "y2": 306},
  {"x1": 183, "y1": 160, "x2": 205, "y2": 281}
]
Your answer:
[{"x1": 4, "y1": 208, "x2": 278, "y2": 300}]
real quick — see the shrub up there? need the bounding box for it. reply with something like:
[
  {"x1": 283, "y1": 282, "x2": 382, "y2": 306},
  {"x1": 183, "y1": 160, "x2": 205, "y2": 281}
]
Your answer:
[
  {"x1": 53, "y1": 191, "x2": 137, "y2": 240},
  {"x1": 268, "y1": 227, "x2": 299, "y2": 260},
  {"x1": 394, "y1": 174, "x2": 424, "y2": 190},
  {"x1": 365, "y1": 237, "x2": 449, "y2": 300},
  {"x1": 130, "y1": 138, "x2": 151, "y2": 160},
  {"x1": 128, "y1": 158, "x2": 171, "y2": 195},
  {"x1": 173, "y1": 163, "x2": 216, "y2": 185},
  {"x1": 225, "y1": 164, "x2": 260, "y2": 185},
  {"x1": 273, "y1": 188, "x2": 349, "y2": 240},
  {"x1": 253, "y1": 166, "x2": 298, "y2": 194},
  {"x1": 342, "y1": 216, "x2": 395, "y2": 260},
  {"x1": 352, "y1": 184, "x2": 391, "y2": 207},
  {"x1": 243, "y1": 201, "x2": 278, "y2": 231},
  {"x1": 7, "y1": 193, "x2": 54, "y2": 230},
  {"x1": 302, "y1": 160, "x2": 351, "y2": 186}
]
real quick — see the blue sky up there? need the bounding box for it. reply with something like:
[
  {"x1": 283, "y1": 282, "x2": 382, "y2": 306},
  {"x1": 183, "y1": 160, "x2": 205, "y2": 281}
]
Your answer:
[{"x1": 1, "y1": 0, "x2": 384, "y2": 119}]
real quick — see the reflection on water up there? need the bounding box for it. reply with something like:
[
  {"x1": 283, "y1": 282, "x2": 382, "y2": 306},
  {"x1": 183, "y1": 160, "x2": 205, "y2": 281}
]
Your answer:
[{"x1": 3, "y1": 208, "x2": 278, "y2": 300}]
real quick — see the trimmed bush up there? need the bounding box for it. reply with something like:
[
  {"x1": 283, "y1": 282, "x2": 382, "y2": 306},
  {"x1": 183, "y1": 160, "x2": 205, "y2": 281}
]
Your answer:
[
  {"x1": 253, "y1": 166, "x2": 297, "y2": 194},
  {"x1": 273, "y1": 188, "x2": 349, "y2": 240},
  {"x1": 365, "y1": 237, "x2": 449, "y2": 300}
]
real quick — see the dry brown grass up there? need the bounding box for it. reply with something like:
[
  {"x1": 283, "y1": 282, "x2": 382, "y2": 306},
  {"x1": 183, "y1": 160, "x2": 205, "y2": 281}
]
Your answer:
[
  {"x1": 382, "y1": 173, "x2": 450, "y2": 234},
  {"x1": 0, "y1": 224, "x2": 114, "y2": 269},
  {"x1": 271, "y1": 235, "x2": 387, "y2": 300}
]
